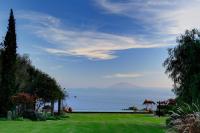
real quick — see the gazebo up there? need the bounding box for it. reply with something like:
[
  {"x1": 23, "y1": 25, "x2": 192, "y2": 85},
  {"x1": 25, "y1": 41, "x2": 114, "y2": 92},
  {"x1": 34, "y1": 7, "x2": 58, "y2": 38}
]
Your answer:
[{"x1": 143, "y1": 99, "x2": 155, "y2": 111}]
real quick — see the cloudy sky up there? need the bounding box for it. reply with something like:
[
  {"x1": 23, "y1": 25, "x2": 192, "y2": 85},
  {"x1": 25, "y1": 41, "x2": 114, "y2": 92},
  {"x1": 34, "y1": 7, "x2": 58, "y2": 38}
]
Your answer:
[{"x1": 1, "y1": 0, "x2": 199, "y2": 89}]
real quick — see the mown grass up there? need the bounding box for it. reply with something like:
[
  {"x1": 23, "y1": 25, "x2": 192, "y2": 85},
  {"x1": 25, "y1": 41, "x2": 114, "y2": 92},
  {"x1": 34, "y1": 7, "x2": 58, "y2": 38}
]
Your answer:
[{"x1": 0, "y1": 113, "x2": 167, "y2": 133}]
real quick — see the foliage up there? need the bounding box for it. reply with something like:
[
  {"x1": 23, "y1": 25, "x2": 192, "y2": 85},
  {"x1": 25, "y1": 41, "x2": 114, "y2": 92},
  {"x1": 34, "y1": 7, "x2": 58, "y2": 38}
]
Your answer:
[
  {"x1": 156, "y1": 99, "x2": 176, "y2": 116},
  {"x1": 129, "y1": 106, "x2": 138, "y2": 111},
  {"x1": 156, "y1": 105, "x2": 175, "y2": 117},
  {"x1": 0, "y1": 9, "x2": 65, "y2": 118},
  {"x1": 164, "y1": 29, "x2": 200, "y2": 104},
  {"x1": 46, "y1": 114, "x2": 69, "y2": 120},
  {"x1": 22, "y1": 110, "x2": 46, "y2": 121},
  {"x1": 0, "y1": 52, "x2": 65, "y2": 116},
  {"x1": 0, "y1": 9, "x2": 17, "y2": 116},
  {"x1": 167, "y1": 102, "x2": 200, "y2": 133},
  {"x1": 169, "y1": 102, "x2": 200, "y2": 119},
  {"x1": 35, "y1": 72, "x2": 64, "y2": 102},
  {"x1": 14, "y1": 117, "x2": 24, "y2": 121},
  {"x1": 15, "y1": 55, "x2": 32, "y2": 92},
  {"x1": 163, "y1": 29, "x2": 200, "y2": 132}
]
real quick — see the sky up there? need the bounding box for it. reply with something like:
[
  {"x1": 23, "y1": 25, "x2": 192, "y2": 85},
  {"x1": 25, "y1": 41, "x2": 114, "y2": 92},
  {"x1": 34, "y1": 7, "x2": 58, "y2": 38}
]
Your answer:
[{"x1": 1, "y1": 0, "x2": 200, "y2": 89}]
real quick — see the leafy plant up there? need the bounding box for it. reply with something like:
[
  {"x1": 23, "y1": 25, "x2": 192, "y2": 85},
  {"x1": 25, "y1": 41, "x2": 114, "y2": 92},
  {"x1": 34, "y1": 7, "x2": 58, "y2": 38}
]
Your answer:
[
  {"x1": 170, "y1": 101, "x2": 200, "y2": 118},
  {"x1": 167, "y1": 101, "x2": 200, "y2": 133}
]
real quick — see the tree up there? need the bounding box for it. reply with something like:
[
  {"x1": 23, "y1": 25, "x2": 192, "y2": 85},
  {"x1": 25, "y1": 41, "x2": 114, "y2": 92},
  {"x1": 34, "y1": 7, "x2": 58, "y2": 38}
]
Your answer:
[
  {"x1": 164, "y1": 29, "x2": 200, "y2": 104},
  {"x1": 0, "y1": 9, "x2": 17, "y2": 116},
  {"x1": 15, "y1": 56, "x2": 65, "y2": 114},
  {"x1": 0, "y1": 10, "x2": 65, "y2": 117},
  {"x1": 58, "y1": 88, "x2": 68, "y2": 115},
  {"x1": 25, "y1": 67, "x2": 64, "y2": 115},
  {"x1": 15, "y1": 55, "x2": 32, "y2": 92}
]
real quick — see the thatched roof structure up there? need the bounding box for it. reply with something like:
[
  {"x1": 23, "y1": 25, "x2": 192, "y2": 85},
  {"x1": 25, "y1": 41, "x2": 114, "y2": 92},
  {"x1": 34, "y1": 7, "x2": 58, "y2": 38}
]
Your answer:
[
  {"x1": 11, "y1": 93, "x2": 36, "y2": 104},
  {"x1": 143, "y1": 99, "x2": 155, "y2": 105}
]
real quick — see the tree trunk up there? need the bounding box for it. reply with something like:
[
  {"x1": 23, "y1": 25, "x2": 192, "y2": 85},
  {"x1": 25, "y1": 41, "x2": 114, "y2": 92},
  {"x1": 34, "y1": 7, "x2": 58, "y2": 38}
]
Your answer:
[
  {"x1": 51, "y1": 100, "x2": 54, "y2": 116},
  {"x1": 58, "y1": 99, "x2": 61, "y2": 115},
  {"x1": 33, "y1": 101, "x2": 36, "y2": 111}
]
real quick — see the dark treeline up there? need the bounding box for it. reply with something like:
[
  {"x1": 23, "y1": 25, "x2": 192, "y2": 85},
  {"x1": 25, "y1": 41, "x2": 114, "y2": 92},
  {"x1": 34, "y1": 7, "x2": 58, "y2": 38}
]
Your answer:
[{"x1": 0, "y1": 10, "x2": 65, "y2": 117}]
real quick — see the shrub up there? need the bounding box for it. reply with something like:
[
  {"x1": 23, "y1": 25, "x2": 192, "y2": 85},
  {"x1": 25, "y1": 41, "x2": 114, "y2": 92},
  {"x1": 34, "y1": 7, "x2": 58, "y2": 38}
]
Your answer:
[
  {"x1": 46, "y1": 114, "x2": 69, "y2": 120},
  {"x1": 22, "y1": 110, "x2": 46, "y2": 121},
  {"x1": 22, "y1": 110, "x2": 37, "y2": 121},
  {"x1": 156, "y1": 99, "x2": 176, "y2": 116},
  {"x1": 129, "y1": 106, "x2": 138, "y2": 111},
  {"x1": 15, "y1": 117, "x2": 24, "y2": 121},
  {"x1": 167, "y1": 102, "x2": 200, "y2": 133},
  {"x1": 36, "y1": 112, "x2": 46, "y2": 121}
]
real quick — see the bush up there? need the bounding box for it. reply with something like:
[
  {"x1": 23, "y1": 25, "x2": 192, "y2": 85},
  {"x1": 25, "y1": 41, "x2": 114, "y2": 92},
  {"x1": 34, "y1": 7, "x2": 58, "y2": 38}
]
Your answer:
[
  {"x1": 167, "y1": 102, "x2": 200, "y2": 133},
  {"x1": 46, "y1": 114, "x2": 69, "y2": 120},
  {"x1": 22, "y1": 110, "x2": 46, "y2": 121},
  {"x1": 129, "y1": 106, "x2": 138, "y2": 111},
  {"x1": 156, "y1": 99, "x2": 176, "y2": 116},
  {"x1": 36, "y1": 112, "x2": 46, "y2": 121},
  {"x1": 22, "y1": 110, "x2": 37, "y2": 121},
  {"x1": 155, "y1": 105, "x2": 175, "y2": 116},
  {"x1": 15, "y1": 117, "x2": 24, "y2": 121}
]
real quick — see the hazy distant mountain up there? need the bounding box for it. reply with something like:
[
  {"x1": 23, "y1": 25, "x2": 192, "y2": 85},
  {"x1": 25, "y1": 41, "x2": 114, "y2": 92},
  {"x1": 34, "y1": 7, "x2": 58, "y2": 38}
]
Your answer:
[{"x1": 108, "y1": 82, "x2": 141, "y2": 89}]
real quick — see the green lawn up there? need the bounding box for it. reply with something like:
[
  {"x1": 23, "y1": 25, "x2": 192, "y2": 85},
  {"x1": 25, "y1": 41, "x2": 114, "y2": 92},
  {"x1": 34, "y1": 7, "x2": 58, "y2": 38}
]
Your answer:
[{"x1": 0, "y1": 113, "x2": 167, "y2": 133}]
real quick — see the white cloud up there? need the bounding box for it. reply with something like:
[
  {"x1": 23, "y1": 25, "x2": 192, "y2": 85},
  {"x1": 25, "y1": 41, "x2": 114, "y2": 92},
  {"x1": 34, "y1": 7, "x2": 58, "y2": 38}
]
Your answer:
[
  {"x1": 160, "y1": 4, "x2": 200, "y2": 34},
  {"x1": 104, "y1": 73, "x2": 143, "y2": 78},
  {"x1": 16, "y1": 11, "x2": 171, "y2": 60},
  {"x1": 96, "y1": 0, "x2": 180, "y2": 19},
  {"x1": 96, "y1": 0, "x2": 200, "y2": 35},
  {"x1": 17, "y1": 11, "x2": 61, "y2": 27}
]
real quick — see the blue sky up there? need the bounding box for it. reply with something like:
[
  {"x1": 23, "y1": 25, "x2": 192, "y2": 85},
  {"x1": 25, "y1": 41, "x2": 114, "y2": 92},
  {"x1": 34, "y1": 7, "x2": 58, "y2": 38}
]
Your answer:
[{"x1": 1, "y1": 0, "x2": 200, "y2": 89}]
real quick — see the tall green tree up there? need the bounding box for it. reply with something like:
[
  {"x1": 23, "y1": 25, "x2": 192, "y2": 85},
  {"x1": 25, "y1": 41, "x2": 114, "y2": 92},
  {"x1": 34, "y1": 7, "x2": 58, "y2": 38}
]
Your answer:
[
  {"x1": 164, "y1": 29, "x2": 200, "y2": 104},
  {"x1": 0, "y1": 10, "x2": 65, "y2": 116},
  {"x1": 0, "y1": 9, "x2": 17, "y2": 116}
]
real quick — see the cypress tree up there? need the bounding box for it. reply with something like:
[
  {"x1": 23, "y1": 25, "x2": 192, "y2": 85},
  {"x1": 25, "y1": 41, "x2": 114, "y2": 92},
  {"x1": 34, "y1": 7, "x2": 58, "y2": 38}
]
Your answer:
[{"x1": 0, "y1": 9, "x2": 17, "y2": 116}]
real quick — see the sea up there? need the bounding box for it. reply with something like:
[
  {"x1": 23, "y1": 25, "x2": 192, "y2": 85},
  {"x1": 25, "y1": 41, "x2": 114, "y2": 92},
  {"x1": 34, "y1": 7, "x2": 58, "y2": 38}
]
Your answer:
[{"x1": 61, "y1": 88, "x2": 175, "y2": 112}]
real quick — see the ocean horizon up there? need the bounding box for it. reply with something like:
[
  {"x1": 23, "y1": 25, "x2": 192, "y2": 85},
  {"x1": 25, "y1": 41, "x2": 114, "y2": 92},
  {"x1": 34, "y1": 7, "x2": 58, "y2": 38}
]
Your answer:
[{"x1": 63, "y1": 88, "x2": 175, "y2": 112}]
